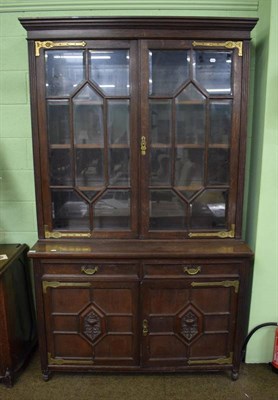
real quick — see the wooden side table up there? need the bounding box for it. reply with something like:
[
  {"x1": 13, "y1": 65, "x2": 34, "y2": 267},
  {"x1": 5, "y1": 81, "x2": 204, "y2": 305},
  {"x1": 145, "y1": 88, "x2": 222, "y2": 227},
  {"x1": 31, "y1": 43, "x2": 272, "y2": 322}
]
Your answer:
[{"x1": 0, "y1": 244, "x2": 37, "y2": 387}]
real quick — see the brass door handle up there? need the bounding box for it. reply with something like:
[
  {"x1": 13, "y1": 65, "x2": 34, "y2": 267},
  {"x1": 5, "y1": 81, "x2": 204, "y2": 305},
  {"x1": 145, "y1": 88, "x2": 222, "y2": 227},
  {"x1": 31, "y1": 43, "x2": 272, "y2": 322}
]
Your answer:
[
  {"x1": 142, "y1": 319, "x2": 149, "y2": 336},
  {"x1": 81, "y1": 266, "x2": 99, "y2": 275},
  {"x1": 183, "y1": 266, "x2": 201, "y2": 275}
]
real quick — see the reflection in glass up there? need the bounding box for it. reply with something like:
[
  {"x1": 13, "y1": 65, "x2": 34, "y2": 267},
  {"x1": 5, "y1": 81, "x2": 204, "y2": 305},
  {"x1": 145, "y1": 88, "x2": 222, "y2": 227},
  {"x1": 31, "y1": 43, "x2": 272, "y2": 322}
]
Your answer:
[
  {"x1": 45, "y1": 50, "x2": 84, "y2": 97},
  {"x1": 210, "y1": 100, "x2": 232, "y2": 144},
  {"x1": 76, "y1": 149, "x2": 104, "y2": 187},
  {"x1": 150, "y1": 100, "x2": 172, "y2": 145},
  {"x1": 52, "y1": 190, "x2": 90, "y2": 230},
  {"x1": 108, "y1": 100, "x2": 130, "y2": 145},
  {"x1": 208, "y1": 149, "x2": 230, "y2": 185},
  {"x1": 150, "y1": 149, "x2": 171, "y2": 186},
  {"x1": 73, "y1": 85, "x2": 104, "y2": 145},
  {"x1": 175, "y1": 148, "x2": 204, "y2": 188},
  {"x1": 109, "y1": 149, "x2": 130, "y2": 186},
  {"x1": 150, "y1": 190, "x2": 186, "y2": 230},
  {"x1": 90, "y1": 50, "x2": 129, "y2": 96},
  {"x1": 175, "y1": 84, "x2": 206, "y2": 145},
  {"x1": 194, "y1": 50, "x2": 232, "y2": 95},
  {"x1": 93, "y1": 190, "x2": 130, "y2": 230},
  {"x1": 49, "y1": 149, "x2": 72, "y2": 186},
  {"x1": 47, "y1": 100, "x2": 70, "y2": 144},
  {"x1": 149, "y1": 50, "x2": 189, "y2": 95},
  {"x1": 190, "y1": 189, "x2": 227, "y2": 229}
]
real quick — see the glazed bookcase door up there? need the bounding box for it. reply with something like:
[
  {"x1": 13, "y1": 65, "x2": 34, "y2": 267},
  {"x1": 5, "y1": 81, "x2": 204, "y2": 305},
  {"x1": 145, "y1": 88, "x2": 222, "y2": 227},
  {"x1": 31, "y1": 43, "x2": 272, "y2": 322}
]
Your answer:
[
  {"x1": 36, "y1": 41, "x2": 138, "y2": 238},
  {"x1": 140, "y1": 40, "x2": 242, "y2": 238}
]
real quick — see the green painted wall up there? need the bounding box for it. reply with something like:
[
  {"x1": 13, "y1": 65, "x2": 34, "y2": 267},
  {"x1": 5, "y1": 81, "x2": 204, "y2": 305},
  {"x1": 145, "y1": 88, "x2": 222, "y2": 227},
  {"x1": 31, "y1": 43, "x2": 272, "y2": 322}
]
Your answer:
[
  {"x1": 0, "y1": 0, "x2": 277, "y2": 363},
  {"x1": 245, "y1": 0, "x2": 278, "y2": 362}
]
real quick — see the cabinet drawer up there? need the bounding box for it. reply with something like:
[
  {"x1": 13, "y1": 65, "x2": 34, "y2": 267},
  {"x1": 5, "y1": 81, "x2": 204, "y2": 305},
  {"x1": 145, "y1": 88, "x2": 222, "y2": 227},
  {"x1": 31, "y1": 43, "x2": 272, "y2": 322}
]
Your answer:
[
  {"x1": 143, "y1": 262, "x2": 240, "y2": 278},
  {"x1": 42, "y1": 261, "x2": 140, "y2": 278}
]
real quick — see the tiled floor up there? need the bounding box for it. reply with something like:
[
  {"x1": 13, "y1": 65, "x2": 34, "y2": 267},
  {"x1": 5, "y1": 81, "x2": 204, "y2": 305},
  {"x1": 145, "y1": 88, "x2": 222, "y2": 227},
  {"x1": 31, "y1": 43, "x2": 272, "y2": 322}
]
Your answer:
[{"x1": 0, "y1": 351, "x2": 277, "y2": 400}]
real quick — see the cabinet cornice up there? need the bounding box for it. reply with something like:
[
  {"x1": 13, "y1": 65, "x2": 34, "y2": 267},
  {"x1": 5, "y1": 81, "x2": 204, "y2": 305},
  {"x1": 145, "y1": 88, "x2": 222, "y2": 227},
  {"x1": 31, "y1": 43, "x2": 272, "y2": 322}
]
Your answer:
[{"x1": 20, "y1": 16, "x2": 258, "y2": 41}]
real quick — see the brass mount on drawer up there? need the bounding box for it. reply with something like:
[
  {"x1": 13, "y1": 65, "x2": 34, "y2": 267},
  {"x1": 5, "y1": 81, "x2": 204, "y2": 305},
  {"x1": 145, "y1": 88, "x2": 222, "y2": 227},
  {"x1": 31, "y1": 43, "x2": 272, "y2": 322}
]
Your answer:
[{"x1": 81, "y1": 265, "x2": 99, "y2": 275}]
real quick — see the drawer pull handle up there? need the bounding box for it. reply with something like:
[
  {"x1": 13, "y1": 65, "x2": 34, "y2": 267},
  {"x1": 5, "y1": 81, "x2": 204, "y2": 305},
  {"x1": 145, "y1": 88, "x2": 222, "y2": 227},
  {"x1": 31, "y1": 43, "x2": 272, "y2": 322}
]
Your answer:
[
  {"x1": 81, "y1": 266, "x2": 99, "y2": 275},
  {"x1": 184, "y1": 266, "x2": 201, "y2": 275}
]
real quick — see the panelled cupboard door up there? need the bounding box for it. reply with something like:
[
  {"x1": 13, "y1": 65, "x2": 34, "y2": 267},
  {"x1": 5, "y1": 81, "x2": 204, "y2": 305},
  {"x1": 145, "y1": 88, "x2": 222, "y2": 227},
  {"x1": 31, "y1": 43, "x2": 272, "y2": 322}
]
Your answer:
[
  {"x1": 42, "y1": 280, "x2": 139, "y2": 366},
  {"x1": 141, "y1": 280, "x2": 238, "y2": 368},
  {"x1": 140, "y1": 40, "x2": 242, "y2": 239},
  {"x1": 36, "y1": 40, "x2": 139, "y2": 239}
]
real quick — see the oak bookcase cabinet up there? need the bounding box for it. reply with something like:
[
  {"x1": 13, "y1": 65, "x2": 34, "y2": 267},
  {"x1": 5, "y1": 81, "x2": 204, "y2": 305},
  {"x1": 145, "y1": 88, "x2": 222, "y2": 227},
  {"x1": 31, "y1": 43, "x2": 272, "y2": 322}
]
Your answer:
[{"x1": 20, "y1": 16, "x2": 257, "y2": 380}]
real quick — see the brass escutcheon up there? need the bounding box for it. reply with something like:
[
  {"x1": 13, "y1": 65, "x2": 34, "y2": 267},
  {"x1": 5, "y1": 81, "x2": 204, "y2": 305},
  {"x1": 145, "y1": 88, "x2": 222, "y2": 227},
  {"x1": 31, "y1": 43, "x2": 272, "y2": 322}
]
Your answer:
[
  {"x1": 141, "y1": 136, "x2": 147, "y2": 156},
  {"x1": 142, "y1": 319, "x2": 149, "y2": 336}
]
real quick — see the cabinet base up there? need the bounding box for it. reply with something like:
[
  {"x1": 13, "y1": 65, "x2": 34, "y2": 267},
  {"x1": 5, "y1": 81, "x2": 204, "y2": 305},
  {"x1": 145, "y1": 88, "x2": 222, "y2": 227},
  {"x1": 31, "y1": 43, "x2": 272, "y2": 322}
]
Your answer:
[{"x1": 41, "y1": 365, "x2": 242, "y2": 381}]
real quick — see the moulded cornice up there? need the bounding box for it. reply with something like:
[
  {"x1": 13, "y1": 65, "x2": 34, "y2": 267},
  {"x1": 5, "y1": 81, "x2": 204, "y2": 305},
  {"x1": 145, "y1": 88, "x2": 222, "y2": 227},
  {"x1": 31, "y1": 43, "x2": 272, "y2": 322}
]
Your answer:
[{"x1": 0, "y1": 0, "x2": 259, "y2": 13}]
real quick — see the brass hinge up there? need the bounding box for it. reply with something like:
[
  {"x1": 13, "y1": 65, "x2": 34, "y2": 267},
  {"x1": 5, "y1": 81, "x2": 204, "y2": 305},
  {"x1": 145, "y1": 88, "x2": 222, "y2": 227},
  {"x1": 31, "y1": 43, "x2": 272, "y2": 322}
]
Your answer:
[
  {"x1": 35, "y1": 40, "x2": 87, "y2": 57},
  {"x1": 48, "y1": 352, "x2": 94, "y2": 365},
  {"x1": 188, "y1": 224, "x2": 235, "y2": 239},
  {"x1": 43, "y1": 281, "x2": 91, "y2": 294},
  {"x1": 44, "y1": 226, "x2": 91, "y2": 239},
  {"x1": 188, "y1": 352, "x2": 233, "y2": 365},
  {"x1": 191, "y1": 280, "x2": 239, "y2": 294},
  {"x1": 192, "y1": 40, "x2": 243, "y2": 56}
]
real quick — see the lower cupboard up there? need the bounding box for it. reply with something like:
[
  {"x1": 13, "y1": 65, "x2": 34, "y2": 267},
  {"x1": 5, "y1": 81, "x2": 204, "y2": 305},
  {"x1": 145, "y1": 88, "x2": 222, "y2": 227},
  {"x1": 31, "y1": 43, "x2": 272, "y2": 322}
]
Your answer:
[{"x1": 30, "y1": 242, "x2": 253, "y2": 381}]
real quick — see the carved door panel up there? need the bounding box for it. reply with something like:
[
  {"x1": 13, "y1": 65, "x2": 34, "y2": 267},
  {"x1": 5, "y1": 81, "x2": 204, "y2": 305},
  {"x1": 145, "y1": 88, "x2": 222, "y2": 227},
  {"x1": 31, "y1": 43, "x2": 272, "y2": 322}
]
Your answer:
[
  {"x1": 43, "y1": 280, "x2": 139, "y2": 367},
  {"x1": 141, "y1": 279, "x2": 239, "y2": 368}
]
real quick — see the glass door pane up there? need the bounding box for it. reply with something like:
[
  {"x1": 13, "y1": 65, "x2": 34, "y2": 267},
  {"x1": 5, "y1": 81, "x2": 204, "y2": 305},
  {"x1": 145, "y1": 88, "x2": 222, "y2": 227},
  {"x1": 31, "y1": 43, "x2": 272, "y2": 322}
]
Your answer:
[
  {"x1": 150, "y1": 100, "x2": 172, "y2": 186},
  {"x1": 51, "y1": 190, "x2": 90, "y2": 231},
  {"x1": 143, "y1": 42, "x2": 236, "y2": 235},
  {"x1": 73, "y1": 84, "x2": 104, "y2": 145},
  {"x1": 208, "y1": 100, "x2": 232, "y2": 185},
  {"x1": 93, "y1": 190, "x2": 131, "y2": 230},
  {"x1": 47, "y1": 100, "x2": 70, "y2": 144},
  {"x1": 45, "y1": 50, "x2": 85, "y2": 96},
  {"x1": 190, "y1": 189, "x2": 227, "y2": 229},
  {"x1": 150, "y1": 190, "x2": 186, "y2": 230},
  {"x1": 210, "y1": 100, "x2": 232, "y2": 144},
  {"x1": 90, "y1": 50, "x2": 130, "y2": 96},
  {"x1": 175, "y1": 84, "x2": 206, "y2": 145},
  {"x1": 147, "y1": 48, "x2": 190, "y2": 231},
  {"x1": 108, "y1": 100, "x2": 130, "y2": 186},
  {"x1": 149, "y1": 50, "x2": 189, "y2": 95},
  {"x1": 44, "y1": 44, "x2": 135, "y2": 236},
  {"x1": 193, "y1": 50, "x2": 232, "y2": 95},
  {"x1": 49, "y1": 149, "x2": 72, "y2": 186}
]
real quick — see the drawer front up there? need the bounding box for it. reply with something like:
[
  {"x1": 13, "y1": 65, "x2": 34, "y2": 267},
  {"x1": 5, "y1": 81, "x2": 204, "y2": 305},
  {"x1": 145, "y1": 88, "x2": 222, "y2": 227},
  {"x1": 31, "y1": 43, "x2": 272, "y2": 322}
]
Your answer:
[
  {"x1": 42, "y1": 261, "x2": 139, "y2": 279},
  {"x1": 143, "y1": 261, "x2": 241, "y2": 278}
]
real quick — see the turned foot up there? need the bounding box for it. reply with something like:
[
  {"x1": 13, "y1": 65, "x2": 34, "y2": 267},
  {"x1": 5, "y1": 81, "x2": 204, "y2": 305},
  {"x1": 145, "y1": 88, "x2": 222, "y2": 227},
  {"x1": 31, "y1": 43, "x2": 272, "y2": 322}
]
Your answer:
[
  {"x1": 3, "y1": 369, "x2": 13, "y2": 388},
  {"x1": 42, "y1": 369, "x2": 51, "y2": 382}
]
